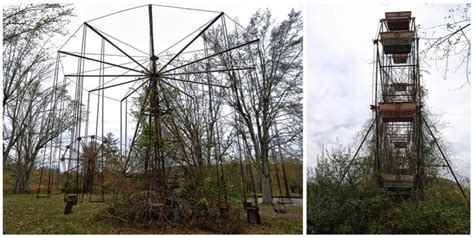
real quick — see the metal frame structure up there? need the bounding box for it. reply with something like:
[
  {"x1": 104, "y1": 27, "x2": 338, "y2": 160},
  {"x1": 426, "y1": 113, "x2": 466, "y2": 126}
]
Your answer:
[
  {"x1": 62, "y1": 135, "x2": 114, "y2": 214},
  {"x1": 39, "y1": 4, "x2": 267, "y2": 221},
  {"x1": 374, "y1": 12, "x2": 421, "y2": 194},
  {"x1": 340, "y1": 11, "x2": 468, "y2": 202}
]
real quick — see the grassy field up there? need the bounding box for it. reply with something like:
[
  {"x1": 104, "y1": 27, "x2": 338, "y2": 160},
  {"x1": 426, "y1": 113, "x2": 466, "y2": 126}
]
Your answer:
[{"x1": 3, "y1": 194, "x2": 302, "y2": 234}]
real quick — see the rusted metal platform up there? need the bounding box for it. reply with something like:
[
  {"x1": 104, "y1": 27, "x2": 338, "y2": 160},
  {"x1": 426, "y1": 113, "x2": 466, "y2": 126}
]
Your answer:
[
  {"x1": 385, "y1": 11, "x2": 412, "y2": 31},
  {"x1": 382, "y1": 174, "x2": 414, "y2": 188},
  {"x1": 380, "y1": 31, "x2": 414, "y2": 54},
  {"x1": 378, "y1": 102, "x2": 417, "y2": 122}
]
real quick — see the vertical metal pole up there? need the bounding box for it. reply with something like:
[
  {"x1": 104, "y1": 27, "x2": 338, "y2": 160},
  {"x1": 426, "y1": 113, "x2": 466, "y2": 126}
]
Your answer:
[
  {"x1": 147, "y1": 4, "x2": 166, "y2": 204},
  {"x1": 415, "y1": 35, "x2": 424, "y2": 192},
  {"x1": 203, "y1": 32, "x2": 222, "y2": 205},
  {"x1": 75, "y1": 25, "x2": 87, "y2": 198},
  {"x1": 100, "y1": 40, "x2": 106, "y2": 201},
  {"x1": 374, "y1": 35, "x2": 381, "y2": 186},
  {"x1": 57, "y1": 59, "x2": 67, "y2": 194},
  {"x1": 120, "y1": 101, "x2": 123, "y2": 163},
  {"x1": 219, "y1": 15, "x2": 229, "y2": 207},
  {"x1": 46, "y1": 54, "x2": 61, "y2": 196},
  {"x1": 125, "y1": 99, "x2": 128, "y2": 156}
]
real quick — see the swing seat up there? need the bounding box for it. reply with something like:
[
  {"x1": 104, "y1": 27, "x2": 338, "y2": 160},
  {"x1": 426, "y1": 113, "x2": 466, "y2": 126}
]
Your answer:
[
  {"x1": 245, "y1": 206, "x2": 261, "y2": 224},
  {"x1": 273, "y1": 202, "x2": 287, "y2": 214},
  {"x1": 219, "y1": 203, "x2": 230, "y2": 219},
  {"x1": 170, "y1": 207, "x2": 184, "y2": 223},
  {"x1": 64, "y1": 194, "x2": 78, "y2": 215},
  {"x1": 65, "y1": 194, "x2": 78, "y2": 205}
]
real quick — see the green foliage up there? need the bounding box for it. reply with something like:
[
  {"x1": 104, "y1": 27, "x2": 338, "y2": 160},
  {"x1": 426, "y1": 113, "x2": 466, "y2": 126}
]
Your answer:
[
  {"x1": 307, "y1": 144, "x2": 470, "y2": 234},
  {"x1": 307, "y1": 176, "x2": 385, "y2": 234},
  {"x1": 3, "y1": 3, "x2": 75, "y2": 43},
  {"x1": 308, "y1": 174, "x2": 470, "y2": 234},
  {"x1": 369, "y1": 181, "x2": 469, "y2": 234},
  {"x1": 270, "y1": 160, "x2": 303, "y2": 196}
]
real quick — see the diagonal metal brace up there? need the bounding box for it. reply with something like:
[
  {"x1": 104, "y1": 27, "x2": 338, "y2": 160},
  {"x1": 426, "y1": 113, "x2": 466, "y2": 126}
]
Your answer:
[
  {"x1": 59, "y1": 51, "x2": 144, "y2": 73},
  {"x1": 156, "y1": 12, "x2": 225, "y2": 75},
  {"x1": 161, "y1": 39, "x2": 259, "y2": 74},
  {"x1": 89, "y1": 77, "x2": 147, "y2": 92},
  {"x1": 339, "y1": 119, "x2": 376, "y2": 183},
  {"x1": 422, "y1": 116, "x2": 468, "y2": 202},
  {"x1": 84, "y1": 22, "x2": 151, "y2": 73}
]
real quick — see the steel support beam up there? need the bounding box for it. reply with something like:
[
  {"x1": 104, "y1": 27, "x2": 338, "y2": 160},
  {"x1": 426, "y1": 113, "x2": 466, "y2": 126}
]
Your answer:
[
  {"x1": 422, "y1": 116, "x2": 468, "y2": 202},
  {"x1": 84, "y1": 22, "x2": 150, "y2": 73}
]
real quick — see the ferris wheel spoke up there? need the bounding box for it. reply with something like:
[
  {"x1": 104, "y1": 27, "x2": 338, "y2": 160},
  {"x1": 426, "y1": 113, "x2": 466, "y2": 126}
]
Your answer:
[
  {"x1": 161, "y1": 80, "x2": 194, "y2": 99},
  {"x1": 59, "y1": 50, "x2": 144, "y2": 73},
  {"x1": 156, "y1": 12, "x2": 225, "y2": 74},
  {"x1": 162, "y1": 76, "x2": 228, "y2": 88},
  {"x1": 84, "y1": 22, "x2": 151, "y2": 73},
  {"x1": 89, "y1": 77, "x2": 147, "y2": 93},
  {"x1": 161, "y1": 66, "x2": 255, "y2": 76},
  {"x1": 160, "y1": 39, "x2": 259, "y2": 74}
]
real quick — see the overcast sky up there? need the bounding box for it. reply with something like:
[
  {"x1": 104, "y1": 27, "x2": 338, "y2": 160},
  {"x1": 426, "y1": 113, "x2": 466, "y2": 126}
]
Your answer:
[
  {"x1": 4, "y1": 0, "x2": 469, "y2": 179},
  {"x1": 305, "y1": 3, "x2": 471, "y2": 180}
]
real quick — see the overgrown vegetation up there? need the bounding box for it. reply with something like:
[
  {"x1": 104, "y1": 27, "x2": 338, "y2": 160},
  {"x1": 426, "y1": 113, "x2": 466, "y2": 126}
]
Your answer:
[{"x1": 307, "y1": 144, "x2": 470, "y2": 234}]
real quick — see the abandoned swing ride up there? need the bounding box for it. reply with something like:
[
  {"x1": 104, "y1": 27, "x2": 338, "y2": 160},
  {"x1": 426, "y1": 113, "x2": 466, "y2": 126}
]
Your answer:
[{"x1": 34, "y1": 4, "x2": 295, "y2": 225}]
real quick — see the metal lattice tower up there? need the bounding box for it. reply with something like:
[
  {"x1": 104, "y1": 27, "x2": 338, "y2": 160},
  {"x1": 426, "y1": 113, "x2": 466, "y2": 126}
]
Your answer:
[
  {"x1": 335, "y1": 11, "x2": 467, "y2": 202},
  {"x1": 373, "y1": 12, "x2": 422, "y2": 195}
]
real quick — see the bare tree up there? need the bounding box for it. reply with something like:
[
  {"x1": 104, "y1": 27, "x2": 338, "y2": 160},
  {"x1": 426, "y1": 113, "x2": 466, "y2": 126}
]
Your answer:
[
  {"x1": 3, "y1": 4, "x2": 74, "y2": 162},
  {"x1": 3, "y1": 3, "x2": 74, "y2": 107},
  {"x1": 420, "y1": 4, "x2": 471, "y2": 88},
  {"x1": 3, "y1": 4, "x2": 75, "y2": 193},
  {"x1": 206, "y1": 9, "x2": 303, "y2": 203},
  {"x1": 7, "y1": 81, "x2": 78, "y2": 193}
]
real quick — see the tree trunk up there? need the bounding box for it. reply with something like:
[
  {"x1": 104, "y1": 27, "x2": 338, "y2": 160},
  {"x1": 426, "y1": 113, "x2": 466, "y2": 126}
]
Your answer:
[
  {"x1": 13, "y1": 168, "x2": 31, "y2": 194},
  {"x1": 261, "y1": 160, "x2": 273, "y2": 204},
  {"x1": 260, "y1": 140, "x2": 273, "y2": 204}
]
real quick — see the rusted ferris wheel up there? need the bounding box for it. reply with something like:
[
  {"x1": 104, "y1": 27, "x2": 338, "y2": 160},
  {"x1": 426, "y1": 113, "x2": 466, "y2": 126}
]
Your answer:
[{"x1": 341, "y1": 11, "x2": 467, "y2": 201}]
